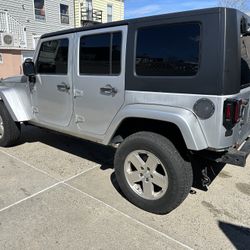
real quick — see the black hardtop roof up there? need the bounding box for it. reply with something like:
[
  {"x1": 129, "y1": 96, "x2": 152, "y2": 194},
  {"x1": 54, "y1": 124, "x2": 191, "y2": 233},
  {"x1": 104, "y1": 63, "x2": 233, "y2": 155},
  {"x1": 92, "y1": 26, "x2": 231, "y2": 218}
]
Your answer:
[{"x1": 41, "y1": 7, "x2": 239, "y2": 39}]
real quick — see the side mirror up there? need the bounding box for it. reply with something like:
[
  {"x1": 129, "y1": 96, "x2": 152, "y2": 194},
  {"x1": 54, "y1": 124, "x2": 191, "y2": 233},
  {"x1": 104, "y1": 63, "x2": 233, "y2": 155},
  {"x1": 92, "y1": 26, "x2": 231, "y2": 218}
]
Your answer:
[{"x1": 23, "y1": 58, "x2": 36, "y2": 77}]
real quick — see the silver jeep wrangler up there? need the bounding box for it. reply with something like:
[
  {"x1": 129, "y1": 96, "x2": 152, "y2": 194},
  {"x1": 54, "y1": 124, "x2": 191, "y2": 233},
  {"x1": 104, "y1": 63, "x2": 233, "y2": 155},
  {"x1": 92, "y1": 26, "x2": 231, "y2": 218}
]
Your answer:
[{"x1": 1, "y1": 7, "x2": 250, "y2": 214}]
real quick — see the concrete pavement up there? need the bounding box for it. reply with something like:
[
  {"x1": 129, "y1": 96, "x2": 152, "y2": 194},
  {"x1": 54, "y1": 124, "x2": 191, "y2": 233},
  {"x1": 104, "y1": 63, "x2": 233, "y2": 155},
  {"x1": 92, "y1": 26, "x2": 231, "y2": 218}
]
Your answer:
[{"x1": 0, "y1": 125, "x2": 249, "y2": 250}]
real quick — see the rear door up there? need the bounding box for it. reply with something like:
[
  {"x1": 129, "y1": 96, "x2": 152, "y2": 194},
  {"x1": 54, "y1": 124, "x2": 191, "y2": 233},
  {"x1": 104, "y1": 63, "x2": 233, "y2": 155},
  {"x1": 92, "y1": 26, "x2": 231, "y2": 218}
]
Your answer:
[
  {"x1": 73, "y1": 26, "x2": 127, "y2": 135},
  {"x1": 31, "y1": 34, "x2": 73, "y2": 127}
]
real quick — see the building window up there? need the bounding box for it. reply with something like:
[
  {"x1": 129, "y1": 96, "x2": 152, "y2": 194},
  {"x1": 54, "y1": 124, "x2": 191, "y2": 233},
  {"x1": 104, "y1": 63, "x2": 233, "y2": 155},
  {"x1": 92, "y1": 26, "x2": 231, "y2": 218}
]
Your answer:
[
  {"x1": 136, "y1": 23, "x2": 201, "y2": 76},
  {"x1": 107, "y1": 4, "x2": 112, "y2": 22},
  {"x1": 37, "y1": 38, "x2": 69, "y2": 75},
  {"x1": 60, "y1": 4, "x2": 69, "y2": 24},
  {"x1": 0, "y1": 53, "x2": 3, "y2": 64},
  {"x1": 34, "y1": 0, "x2": 46, "y2": 21},
  {"x1": 79, "y1": 32, "x2": 122, "y2": 75}
]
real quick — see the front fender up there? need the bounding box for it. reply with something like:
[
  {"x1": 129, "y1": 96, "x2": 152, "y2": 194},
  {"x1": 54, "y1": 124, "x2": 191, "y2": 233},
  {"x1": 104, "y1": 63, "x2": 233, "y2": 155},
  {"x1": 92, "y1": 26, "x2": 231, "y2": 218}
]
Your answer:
[
  {"x1": 104, "y1": 104, "x2": 208, "y2": 151},
  {"x1": 0, "y1": 84, "x2": 33, "y2": 122}
]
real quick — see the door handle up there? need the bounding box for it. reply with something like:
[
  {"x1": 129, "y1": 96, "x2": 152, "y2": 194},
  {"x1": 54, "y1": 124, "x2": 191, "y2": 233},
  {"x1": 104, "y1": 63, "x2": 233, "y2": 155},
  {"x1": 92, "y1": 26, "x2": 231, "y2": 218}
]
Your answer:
[
  {"x1": 57, "y1": 82, "x2": 70, "y2": 92},
  {"x1": 100, "y1": 84, "x2": 117, "y2": 96}
]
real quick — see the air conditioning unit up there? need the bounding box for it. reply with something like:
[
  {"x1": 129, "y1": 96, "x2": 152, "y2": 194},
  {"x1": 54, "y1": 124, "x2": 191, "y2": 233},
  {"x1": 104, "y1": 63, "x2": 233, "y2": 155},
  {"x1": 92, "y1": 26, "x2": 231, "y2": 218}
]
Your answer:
[{"x1": 0, "y1": 33, "x2": 14, "y2": 47}]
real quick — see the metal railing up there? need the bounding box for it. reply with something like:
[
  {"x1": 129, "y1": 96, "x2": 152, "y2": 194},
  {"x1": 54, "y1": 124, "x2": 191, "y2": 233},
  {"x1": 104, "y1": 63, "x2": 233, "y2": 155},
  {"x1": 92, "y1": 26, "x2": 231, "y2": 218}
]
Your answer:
[
  {"x1": 80, "y1": 6, "x2": 103, "y2": 25},
  {"x1": 0, "y1": 10, "x2": 27, "y2": 48}
]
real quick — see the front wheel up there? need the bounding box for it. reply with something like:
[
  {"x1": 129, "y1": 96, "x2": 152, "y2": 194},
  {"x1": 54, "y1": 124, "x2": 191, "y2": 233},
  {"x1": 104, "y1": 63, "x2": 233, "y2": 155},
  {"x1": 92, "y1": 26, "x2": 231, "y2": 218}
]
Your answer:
[
  {"x1": 0, "y1": 101, "x2": 21, "y2": 147},
  {"x1": 114, "y1": 132, "x2": 193, "y2": 214}
]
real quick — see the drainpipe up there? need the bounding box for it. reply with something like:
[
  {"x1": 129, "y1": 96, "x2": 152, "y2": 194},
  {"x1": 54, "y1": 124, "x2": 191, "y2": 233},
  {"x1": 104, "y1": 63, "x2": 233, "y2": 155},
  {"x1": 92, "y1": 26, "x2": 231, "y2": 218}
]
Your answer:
[{"x1": 23, "y1": 27, "x2": 27, "y2": 48}]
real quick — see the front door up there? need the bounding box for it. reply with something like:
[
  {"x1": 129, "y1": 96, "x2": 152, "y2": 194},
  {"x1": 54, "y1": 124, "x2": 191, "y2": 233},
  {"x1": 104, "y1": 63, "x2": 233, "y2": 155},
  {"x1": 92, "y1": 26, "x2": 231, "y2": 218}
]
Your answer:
[
  {"x1": 73, "y1": 26, "x2": 127, "y2": 135},
  {"x1": 31, "y1": 35, "x2": 73, "y2": 127}
]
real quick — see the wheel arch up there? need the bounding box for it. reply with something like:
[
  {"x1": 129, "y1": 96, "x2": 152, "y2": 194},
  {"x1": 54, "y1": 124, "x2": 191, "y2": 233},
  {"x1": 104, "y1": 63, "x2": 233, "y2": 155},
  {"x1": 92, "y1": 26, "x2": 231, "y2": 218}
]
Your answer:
[
  {"x1": 0, "y1": 87, "x2": 33, "y2": 122},
  {"x1": 104, "y1": 104, "x2": 208, "y2": 151}
]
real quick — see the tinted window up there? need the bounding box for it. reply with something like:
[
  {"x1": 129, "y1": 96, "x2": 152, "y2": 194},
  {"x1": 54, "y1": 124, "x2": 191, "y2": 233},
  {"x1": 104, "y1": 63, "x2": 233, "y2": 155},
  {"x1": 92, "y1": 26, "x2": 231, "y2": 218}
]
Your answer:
[
  {"x1": 80, "y1": 33, "x2": 110, "y2": 75},
  {"x1": 37, "y1": 39, "x2": 69, "y2": 74},
  {"x1": 80, "y1": 32, "x2": 122, "y2": 75},
  {"x1": 136, "y1": 23, "x2": 200, "y2": 76},
  {"x1": 241, "y1": 36, "x2": 250, "y2": 87},
  {"x1": 112, "y1": 32, "x2": 122, "y2": 74}
]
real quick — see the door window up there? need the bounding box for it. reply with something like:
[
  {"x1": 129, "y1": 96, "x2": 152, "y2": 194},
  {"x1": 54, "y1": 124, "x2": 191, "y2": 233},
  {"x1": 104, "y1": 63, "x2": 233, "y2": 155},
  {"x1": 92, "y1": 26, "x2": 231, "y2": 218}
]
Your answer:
[
  {"x1": 112, "y1": 32, "x2": 122, "y2": 74},
  {"x1": 36, "y1": 38, "x2": 69, "y2": 75},
  {"x1": 79, "y1": 32, "x2": 122, "y2": 75}
]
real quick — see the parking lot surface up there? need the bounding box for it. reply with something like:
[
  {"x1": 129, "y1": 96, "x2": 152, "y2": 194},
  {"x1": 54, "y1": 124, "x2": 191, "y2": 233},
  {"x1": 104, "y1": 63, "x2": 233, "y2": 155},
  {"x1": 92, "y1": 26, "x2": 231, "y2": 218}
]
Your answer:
[{"x1": 0, "y1": 126, "x2": 250, "y2": 250}]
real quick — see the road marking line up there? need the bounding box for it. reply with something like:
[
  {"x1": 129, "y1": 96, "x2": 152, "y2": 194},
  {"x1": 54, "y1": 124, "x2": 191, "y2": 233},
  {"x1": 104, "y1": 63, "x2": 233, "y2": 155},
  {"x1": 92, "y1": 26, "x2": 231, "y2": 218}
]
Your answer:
[
  {"x1": 0, "y1": 182, "x2": 61, "y2": 213},
  {"x1": 0, "y1": 149, "x2": 57, "y2": 181},
  {"x1": 0, "y1": 163, "x2": 99, "y2": 213},
  {"x1": 64, "y1": 164, "x2": 100, "y2": 182},
  {"x1": 0, "y1": 149, "x2": 100, "y2": 182},
  {"x1": 64, "y1": 183, "x2": 193, "y2": 250},
  {"x1": 0, "y1": 150, "x2": 192, "y2": 249}
]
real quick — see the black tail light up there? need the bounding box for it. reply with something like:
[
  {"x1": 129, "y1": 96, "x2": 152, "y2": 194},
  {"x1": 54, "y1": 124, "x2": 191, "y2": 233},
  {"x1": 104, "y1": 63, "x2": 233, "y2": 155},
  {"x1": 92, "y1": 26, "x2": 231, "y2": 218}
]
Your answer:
[{"x1": 223, "y1": 99, "x2": 242, "y2": 132}]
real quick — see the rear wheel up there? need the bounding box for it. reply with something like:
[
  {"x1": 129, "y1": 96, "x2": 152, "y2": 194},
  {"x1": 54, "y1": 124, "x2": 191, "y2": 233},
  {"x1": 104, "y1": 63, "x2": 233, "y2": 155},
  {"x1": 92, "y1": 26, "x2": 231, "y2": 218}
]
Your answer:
[
  {"x1": 114, "y1": 132, "x2": 193, "y2": 214},
  {"x1": 0, "y1": 101, "x2": 21, "y2": 147}
]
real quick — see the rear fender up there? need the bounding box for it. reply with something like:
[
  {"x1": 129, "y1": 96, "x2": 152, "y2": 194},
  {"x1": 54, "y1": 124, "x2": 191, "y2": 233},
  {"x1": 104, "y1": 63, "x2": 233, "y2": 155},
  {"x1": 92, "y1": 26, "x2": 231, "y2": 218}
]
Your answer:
[{"x1": 104, "y1": 104, "x2": 208, "y2": 151}]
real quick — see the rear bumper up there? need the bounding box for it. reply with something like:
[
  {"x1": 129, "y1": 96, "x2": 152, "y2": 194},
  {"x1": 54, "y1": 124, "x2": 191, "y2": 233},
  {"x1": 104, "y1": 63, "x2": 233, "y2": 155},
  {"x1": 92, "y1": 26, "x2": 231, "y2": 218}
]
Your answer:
[
  {"x1": 199, "y1": 137, "x2": 250, "y2": 167},
  {"x1": 217, "y1": 137, "x2": 250, "y2": 167}
]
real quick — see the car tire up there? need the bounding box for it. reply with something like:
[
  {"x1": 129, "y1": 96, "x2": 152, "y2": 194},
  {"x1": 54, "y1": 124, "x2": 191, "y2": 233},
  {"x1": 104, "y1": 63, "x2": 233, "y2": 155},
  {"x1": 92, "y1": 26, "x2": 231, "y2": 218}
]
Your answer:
[
  {"x1": 114, "y1": 131, "x2": 193, "y2": 214},
  {"x1": 0, "y1": 101, "x2": 21, "y2": 147}
]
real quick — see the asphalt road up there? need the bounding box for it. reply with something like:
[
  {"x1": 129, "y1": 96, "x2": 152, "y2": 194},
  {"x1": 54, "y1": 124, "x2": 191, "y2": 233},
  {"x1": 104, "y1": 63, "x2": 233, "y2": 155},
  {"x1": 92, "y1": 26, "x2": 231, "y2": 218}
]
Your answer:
[{"x1": 0, "y1": 125, "x2": 249, "y2": 250}]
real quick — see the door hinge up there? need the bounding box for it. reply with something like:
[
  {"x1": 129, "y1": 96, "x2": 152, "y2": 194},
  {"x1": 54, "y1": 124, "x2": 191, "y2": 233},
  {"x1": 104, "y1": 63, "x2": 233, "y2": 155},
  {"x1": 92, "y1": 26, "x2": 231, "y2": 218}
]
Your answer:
[
  {"x1": 74, "y1": 89, "x2": 84, "y2": 98},
  {"x1": 75, "y1": 115, "x2": 85, "y2": 124},
  {"x1": 32, "y1": 106, "x2": 39, "y2": 114}
]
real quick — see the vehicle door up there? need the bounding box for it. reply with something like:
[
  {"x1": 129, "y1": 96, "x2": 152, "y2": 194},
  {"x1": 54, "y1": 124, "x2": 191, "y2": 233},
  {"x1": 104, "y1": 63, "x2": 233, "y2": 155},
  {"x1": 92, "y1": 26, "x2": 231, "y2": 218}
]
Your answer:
[
  {"x1": 73, "y1": 26, "x2": 127, "y2": 135},
  {"x1": 31, "y1": 34, "x2": 73, "y2": 127}
]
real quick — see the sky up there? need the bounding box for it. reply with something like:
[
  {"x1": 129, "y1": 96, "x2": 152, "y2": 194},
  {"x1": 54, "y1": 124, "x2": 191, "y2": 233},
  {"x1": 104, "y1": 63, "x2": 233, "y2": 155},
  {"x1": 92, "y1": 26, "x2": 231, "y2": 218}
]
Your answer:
[{"x1": 125, "y1": 0, "x2": 250, "y2": 19}]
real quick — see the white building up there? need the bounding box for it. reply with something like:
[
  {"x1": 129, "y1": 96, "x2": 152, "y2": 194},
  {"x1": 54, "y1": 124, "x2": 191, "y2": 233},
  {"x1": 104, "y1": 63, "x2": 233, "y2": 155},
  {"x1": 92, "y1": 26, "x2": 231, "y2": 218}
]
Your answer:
[{"x1": 0, "y1": 0, "x2": 74, "y2": 79}]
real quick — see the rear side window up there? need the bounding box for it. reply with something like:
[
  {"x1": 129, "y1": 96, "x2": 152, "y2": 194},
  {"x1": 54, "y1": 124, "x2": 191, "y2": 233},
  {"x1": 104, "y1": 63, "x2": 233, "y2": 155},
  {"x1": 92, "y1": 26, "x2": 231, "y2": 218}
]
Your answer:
[
  {"x1": 37, "y1": 38, "x2": 69, "y2": 75},
  {"x1": 79, "y1": 32, "x2": 122, "y2": 75},
  {"x1": 136, "y1": 23, "x2": 201, "y2": 76},
  {"x1": 241, "y1": 36, "x2": 250, "y2": 87}
]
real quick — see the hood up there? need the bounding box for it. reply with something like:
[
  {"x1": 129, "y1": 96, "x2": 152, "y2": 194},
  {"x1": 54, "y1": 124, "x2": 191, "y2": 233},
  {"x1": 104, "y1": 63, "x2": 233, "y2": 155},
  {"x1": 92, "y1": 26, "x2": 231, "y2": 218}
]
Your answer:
[{"x1": 0, "y1": 75, "x2": 28, "y2": 87}]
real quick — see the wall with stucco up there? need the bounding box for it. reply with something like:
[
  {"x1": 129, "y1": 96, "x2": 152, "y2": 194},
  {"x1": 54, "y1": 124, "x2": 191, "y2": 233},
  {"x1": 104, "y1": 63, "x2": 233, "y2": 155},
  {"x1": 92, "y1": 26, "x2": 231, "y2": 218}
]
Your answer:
[{"x1": 0, "y1": 50, "x2": 22, "y2": 79}]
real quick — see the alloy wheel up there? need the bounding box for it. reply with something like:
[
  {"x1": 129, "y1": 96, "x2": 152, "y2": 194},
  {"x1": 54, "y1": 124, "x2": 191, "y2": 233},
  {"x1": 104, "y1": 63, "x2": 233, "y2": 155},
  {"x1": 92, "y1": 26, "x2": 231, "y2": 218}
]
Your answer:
[{"x1": 124, "y1": 150, "x2": 168, "y2": 200}]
